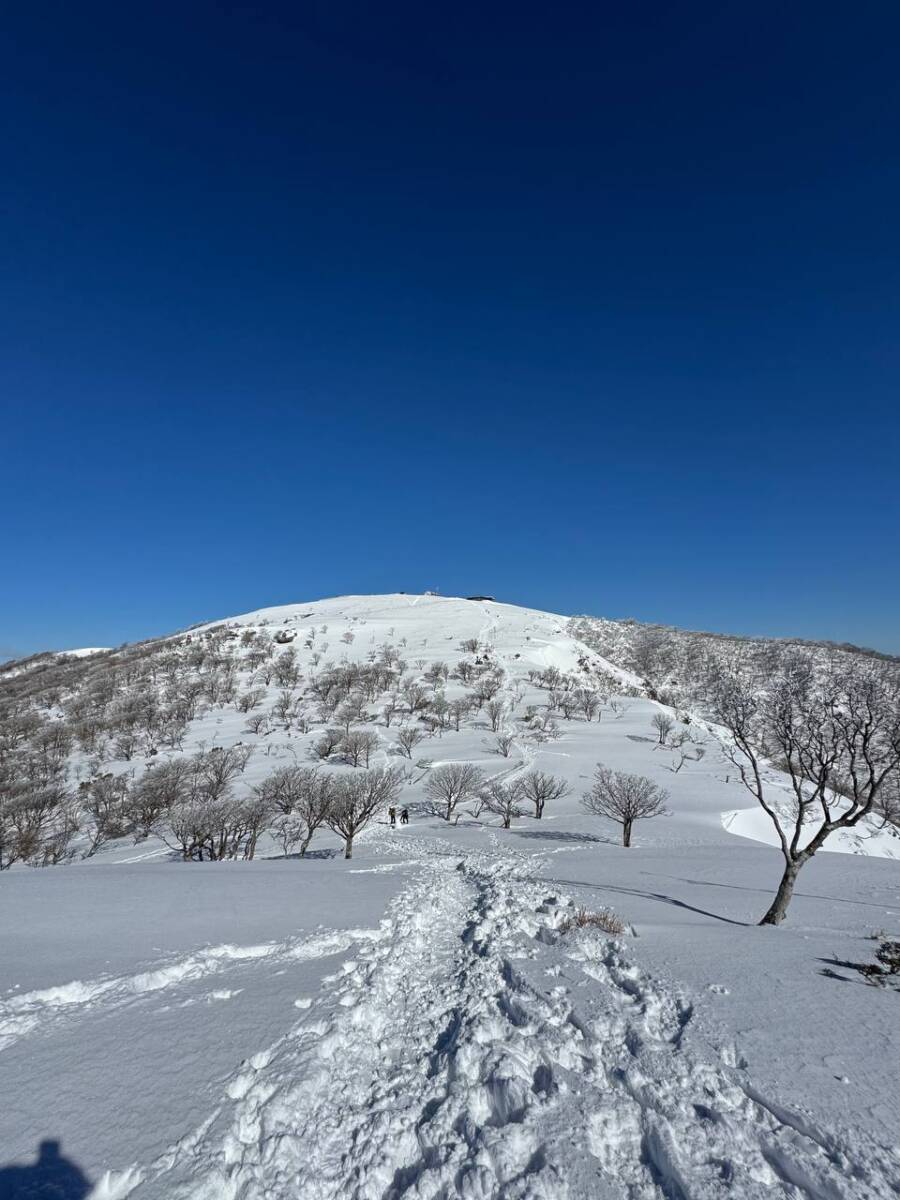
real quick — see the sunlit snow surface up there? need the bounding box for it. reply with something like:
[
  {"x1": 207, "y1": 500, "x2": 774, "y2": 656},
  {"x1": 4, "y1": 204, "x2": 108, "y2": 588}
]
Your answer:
[{"x1": 2, "y1": 594, "x2": 898, "y2": 1198}]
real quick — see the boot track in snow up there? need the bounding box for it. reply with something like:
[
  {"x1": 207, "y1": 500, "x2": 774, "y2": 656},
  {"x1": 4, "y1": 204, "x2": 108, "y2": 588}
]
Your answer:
[{"x1": 101, "y1": 839, "x2": 898, "y2": 1200}]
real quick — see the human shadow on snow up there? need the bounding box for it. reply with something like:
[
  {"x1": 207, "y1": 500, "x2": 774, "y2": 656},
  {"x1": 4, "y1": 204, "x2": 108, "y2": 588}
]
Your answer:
[{"x1": 0, "y1": 1139, "x2": 91, "y2": 1199}]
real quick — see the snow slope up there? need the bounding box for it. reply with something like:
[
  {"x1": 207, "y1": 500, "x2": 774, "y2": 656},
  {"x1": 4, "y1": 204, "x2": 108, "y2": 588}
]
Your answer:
[{"x1": 2, "y1": 594, "x2": 899, "y2": 1198}]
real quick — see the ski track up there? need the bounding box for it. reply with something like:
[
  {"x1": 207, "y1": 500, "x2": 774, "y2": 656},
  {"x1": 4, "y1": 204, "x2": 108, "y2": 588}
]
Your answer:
[{"x1": 93, "y1": 836, "x2": 898, "y2": 1200}]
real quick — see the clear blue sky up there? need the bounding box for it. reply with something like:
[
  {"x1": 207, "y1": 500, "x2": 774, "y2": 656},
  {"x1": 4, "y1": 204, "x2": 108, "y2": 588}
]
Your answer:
[{"x1": 2, "y1": 2, "x2": 898, "y2": 657}]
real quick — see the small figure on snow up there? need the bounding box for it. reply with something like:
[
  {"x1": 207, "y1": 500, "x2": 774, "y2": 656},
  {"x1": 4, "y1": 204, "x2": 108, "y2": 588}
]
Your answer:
[
  {"x1": 400, "y1": 808, "x2": 409, "y2": 825},
  {"x1": 388, "y1": 807, "x2": 397, "y2": 827}
]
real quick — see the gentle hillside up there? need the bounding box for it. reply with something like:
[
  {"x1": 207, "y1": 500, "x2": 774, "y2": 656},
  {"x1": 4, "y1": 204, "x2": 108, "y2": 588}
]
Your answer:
[{"x1": 2, "y1": 594, "x2": 899, "y2": 1197}]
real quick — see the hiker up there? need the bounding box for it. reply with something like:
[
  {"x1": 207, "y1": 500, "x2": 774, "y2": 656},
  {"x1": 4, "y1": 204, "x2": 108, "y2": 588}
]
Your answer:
[
  {"x1": 400, "y1": 808, "x2": 409, "y2": 825},
  {"x1": 388, "y1": 807, "x2": 396, "y2": 827}
]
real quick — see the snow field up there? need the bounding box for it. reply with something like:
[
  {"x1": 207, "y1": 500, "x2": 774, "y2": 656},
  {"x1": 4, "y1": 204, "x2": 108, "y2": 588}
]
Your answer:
[
  {"x1": 96, "y1": 836, "x2": 899, "y2": 1199},
  {"x1": 4, "y1": 594, "x2": 899, "y2": 1197}
]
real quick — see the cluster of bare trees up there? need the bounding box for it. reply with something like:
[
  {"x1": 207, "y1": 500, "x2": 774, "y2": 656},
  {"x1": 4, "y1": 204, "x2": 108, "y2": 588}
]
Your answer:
[
  {"x1": 0, "y1": 609, "x2": 630, "y2": 867},
  {"x1": 570, "y1": 613, "x2": 900, "y2": 712},
  {"x1": 421, "y1": 763, "x2": 570, "y2": 826},
  {"x1": 1, "y1": 742, "x2": 407, "y2": 866}
]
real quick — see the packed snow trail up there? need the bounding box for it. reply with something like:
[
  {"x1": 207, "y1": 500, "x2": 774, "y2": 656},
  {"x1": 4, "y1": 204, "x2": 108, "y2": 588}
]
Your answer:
[{"x1": 103, "y1": 839, "x2": 898, "y2": 1200}]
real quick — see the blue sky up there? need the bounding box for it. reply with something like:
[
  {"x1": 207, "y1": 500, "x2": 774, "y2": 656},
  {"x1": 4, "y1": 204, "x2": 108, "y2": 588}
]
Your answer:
[{"x1": 2, "y1": 2, "x2": 898, "y2": 657}]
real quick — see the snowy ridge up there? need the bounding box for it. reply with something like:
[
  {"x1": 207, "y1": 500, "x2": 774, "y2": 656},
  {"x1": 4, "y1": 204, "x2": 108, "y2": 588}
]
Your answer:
[{"x1": 96, "y1": 837, "x2": 898, "y2": 1200}]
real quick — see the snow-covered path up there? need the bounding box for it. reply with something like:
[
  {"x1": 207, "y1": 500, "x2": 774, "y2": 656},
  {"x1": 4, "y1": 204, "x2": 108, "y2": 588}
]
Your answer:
[{"x1": 101, "y1": 838, "x2": 898, "y2": 1200}]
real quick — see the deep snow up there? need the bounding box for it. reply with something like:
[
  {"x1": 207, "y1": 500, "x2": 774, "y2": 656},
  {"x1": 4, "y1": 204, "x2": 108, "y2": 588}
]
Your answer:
[{"x1": 2, "y1": 594, "x2": 898, "y2": 1198}]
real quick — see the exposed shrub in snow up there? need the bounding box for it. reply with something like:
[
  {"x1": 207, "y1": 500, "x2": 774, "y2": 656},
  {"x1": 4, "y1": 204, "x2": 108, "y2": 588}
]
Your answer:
[{"x1": 559, "y1": 906, "x2": 626, "y2": 936}]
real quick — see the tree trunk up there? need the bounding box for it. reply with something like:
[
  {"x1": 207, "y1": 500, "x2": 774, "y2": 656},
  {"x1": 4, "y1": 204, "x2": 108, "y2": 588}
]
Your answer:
[
  {"x1": 623, "y1": 820, "x2": 632, "y2": 847},
  {"x1": 344, "y1": 834, "x2": 353, "y2": 860},
  {"x1": 759, "y1": 859, "x2": 801, "y2": 925}
]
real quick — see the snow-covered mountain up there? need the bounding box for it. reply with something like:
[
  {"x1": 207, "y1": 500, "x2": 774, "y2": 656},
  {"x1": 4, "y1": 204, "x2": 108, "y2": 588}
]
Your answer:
[{"x1": 2, "y1": 595, "x2": 899, "y2": 1198}]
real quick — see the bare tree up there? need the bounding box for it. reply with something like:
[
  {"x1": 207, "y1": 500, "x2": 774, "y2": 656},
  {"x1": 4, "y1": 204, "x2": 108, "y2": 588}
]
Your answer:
[
  {"x1": 396, "y1": 727, "x2": 426, "y2": 758},
  {"x1": 448, "y1": 698, "x2": 469, "y2": 732},
  {"x1": 312, "y1": 727, "x2": 344, "y2": 761},
  {"x1": 712, "y1": 659, "x2": 900, "y2": 924},
  {"x1": 521, "y1": 770, "x2": 570, "y2": 819},
  {"x1": 579, "y1": 690, "x2": 601, "y2": 723},
  {"x1": 424, "y1": 762, "x2": 484, "y2": 821},
  {"x1": 327, "y1": 766, "x2": 404, "y2": 858},
  {"x1": 581, "y1": 765, "x2": 669, "y2": 846},
  {"x1": 494, "y1": 733, "x2": 515, "y2": 757},
  {"x1": 237, "y1": 688, "x2": 265, "y2": 713},
  {"x1": 245, "y1": 712, "x2": 269, "y2": 737},
  {"x1": 651, "y1": 713, "x2": 675, "y2": 745},
  {"x1": 255, "y1": 766, "x2": 332, "y2": 857},
  {"x1": 80, "y1": 772, "x2": 131, "y2": 857},
  {"x1": 485, "y1": 700, "x2": 506, "y2": 732},
  {"x1": 272, "y1": 690, "x2": 295, "y2": 729},
  {"x1": 479, "y1": 777, "x2": 525, "y2": 828},
  {"x1": 341, "y1": 728, "x2": 379, "y2": 768}
]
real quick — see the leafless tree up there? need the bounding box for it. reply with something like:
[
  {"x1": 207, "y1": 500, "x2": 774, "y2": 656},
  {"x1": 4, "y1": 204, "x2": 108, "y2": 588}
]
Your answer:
[
  {"x1": 245, "y1": 712, "x2": 269, "y2": 736},
  {"x1": 651, "y1": 712, "x2": 675, "y2": 745},
  {"x1": 473, "y1": 674, "x2": 502, "y2": 708},
  {"x1": 494, "y1": 733, "x2": 515, "y2": 757},
  {"x1": 448, "y1": 698, "x2": 469, "y2": 731},
  {"x1": 341, "y1": 728, "x2": 379, "y2": 768},
  {"x1": 237, "y1": 688, "x2": 265, "y2": 714},
  {"x1": 424, "y1": 762, "x2": 484, "y2": 821},
  {"x1": 456, "y1": 659, "x2": 476, "y2": 684},
  {"x1": 313, "y1": 727, "x2": 344, "y2": 760},
  {"x1": 80, "y1": 772, "x2": 131, "y2": 857},
  {"x1": 521, "y1": 770, "x2": 570, "y2": 819},
  {"x1": 712, "y1": 659, "x2": 900, "y2": 924},
  {"x1": 255, "y1": 766, "x2": 332, "y2": 857},
  {"x1": 479, "y1": 777, "x2": 525, "y2": 828},
  {"x1": 396, "y1": 727, "x2": 426, "y2": 758},
  {"x1": 581, "y1": 765, "x2": 669, "y2": 846},
  {"x1": 268, "y1": 690, "x2": 294, "y2": 729},
  {"x1": 485, "y1": 700, "x2": 506, "y2": 732},
  {"x1": 327, "y1": 766, "x2": 404, "y2": 858}
]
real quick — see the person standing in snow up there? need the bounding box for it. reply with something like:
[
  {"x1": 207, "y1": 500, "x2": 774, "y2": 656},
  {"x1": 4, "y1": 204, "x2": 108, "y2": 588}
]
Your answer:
[
  {"x1": 388, "y1": 807, "x2": 396, "y2": 827},
  {"x1": 400, "y1": 808, "x2": 409, "y2": 825}
]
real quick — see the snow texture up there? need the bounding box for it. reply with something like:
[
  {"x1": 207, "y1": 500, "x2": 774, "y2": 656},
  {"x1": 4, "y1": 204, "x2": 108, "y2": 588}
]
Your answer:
[{"x1": 2, "y1": 594, "x2": 898, "y2": 1198}]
